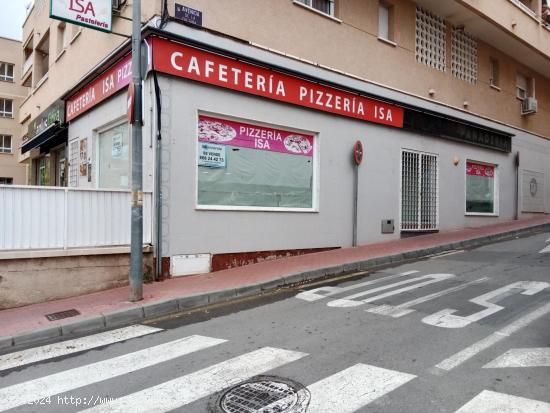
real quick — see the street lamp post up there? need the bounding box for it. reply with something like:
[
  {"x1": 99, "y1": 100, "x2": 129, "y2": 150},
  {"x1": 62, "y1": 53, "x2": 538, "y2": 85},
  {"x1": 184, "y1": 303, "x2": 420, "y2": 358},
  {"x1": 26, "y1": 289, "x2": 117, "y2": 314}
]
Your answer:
[{"x1": 129, "y1": 0, "x2": 143, "y2": 302}]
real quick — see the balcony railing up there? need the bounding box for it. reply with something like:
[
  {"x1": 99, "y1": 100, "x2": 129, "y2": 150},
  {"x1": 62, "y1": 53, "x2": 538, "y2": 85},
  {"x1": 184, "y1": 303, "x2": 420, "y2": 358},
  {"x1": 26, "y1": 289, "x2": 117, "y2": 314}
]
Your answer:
[{"x1": 22, "y1": 55, "x2": 33, "y2": 76}]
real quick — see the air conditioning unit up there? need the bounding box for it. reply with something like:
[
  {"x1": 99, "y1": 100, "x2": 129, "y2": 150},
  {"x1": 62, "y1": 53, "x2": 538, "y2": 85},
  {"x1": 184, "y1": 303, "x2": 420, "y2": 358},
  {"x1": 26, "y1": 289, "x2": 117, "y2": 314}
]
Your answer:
[{"x1": 521, "y1": 97, "x2": 538, "y2": 115}]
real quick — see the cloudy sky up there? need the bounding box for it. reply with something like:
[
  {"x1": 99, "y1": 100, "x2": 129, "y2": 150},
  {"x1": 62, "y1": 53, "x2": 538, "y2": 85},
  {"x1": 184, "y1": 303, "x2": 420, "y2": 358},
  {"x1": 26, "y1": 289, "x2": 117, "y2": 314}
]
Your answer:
[{"x1": 0, "y1": 0, "x2": 31, "y2": 40}]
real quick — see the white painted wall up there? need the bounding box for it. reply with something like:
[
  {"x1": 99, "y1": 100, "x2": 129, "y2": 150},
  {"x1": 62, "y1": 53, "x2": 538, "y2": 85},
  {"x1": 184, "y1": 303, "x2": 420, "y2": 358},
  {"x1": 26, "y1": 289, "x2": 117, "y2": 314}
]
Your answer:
[{"x1": 158, "y1": 76, "x2": 547, "y2": 257}]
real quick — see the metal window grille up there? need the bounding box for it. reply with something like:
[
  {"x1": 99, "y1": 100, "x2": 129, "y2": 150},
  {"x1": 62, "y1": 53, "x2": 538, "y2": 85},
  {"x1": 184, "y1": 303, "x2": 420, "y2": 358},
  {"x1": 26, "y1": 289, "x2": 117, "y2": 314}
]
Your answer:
[
  {"x1": 401, "y1": 150, "x2": 438, "y2": 231},
  {"x1": 415, "y1": 6, "x2": 446, "y2": 72},
  {"x1": 69, "y1": 140, "x2": 79, "y2": 187},
  {"x1": 451, "y1": 27, "x2": 478, "y2": 84}
]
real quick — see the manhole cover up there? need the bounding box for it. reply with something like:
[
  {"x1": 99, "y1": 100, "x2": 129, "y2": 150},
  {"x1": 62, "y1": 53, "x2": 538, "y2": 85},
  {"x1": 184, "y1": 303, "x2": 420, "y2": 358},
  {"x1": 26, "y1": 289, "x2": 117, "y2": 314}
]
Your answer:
[
  {"x1": 210, "y1": 376, "x2": 310, "y2": 413},
  {"x1": 45, "y1": 309, "x2": 81, "y2": 321}
]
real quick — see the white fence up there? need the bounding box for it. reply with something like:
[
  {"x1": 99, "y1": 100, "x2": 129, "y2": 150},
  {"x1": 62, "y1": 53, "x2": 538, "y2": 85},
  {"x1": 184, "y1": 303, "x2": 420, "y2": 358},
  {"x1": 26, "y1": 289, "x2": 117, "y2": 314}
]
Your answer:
[{"x1": 0, "y1": 186, "x2": 152, "y2": 250}]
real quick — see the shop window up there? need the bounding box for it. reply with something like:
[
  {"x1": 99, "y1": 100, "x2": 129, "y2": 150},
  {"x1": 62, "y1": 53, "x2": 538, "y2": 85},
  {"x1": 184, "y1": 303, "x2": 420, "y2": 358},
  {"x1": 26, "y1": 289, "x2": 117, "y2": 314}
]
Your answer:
[
  {"x1": 295, "y1": 0, "x2": 335, "y2": 16},
  {"x1": 0, "y1": 62, "x2": 14, "y2": 82},
  {"x1": 415, "y1": 6, "x2": 446, "y2": 72},
  {"x1": 54, "y1": 146, "x2": 67, "y2": 186},
  {"x1": 98, "y1": 123, "x2": 130, "y2": 189},
  {"x1": 466, "y1": 161, "x2": 497, "y2": 215},
  {"x1": 489, "y1": 58, "x2": 499, "y2": 87},
  {"x1": 0, "y1": 177, "x2": 13, "y2": 185},
  {"x1": 378, "y1": 2, "x2": 394, "y2": 42},
  {"x1": 69, "y1": 140, "x2": 79, "y2": 187},
  {"x1": 197, "y1": 115, "x2": 315, "y2": 210},
  {"x1": 0, "y1": 135, "x2": 12, "y2": 153},
  {"x1": 39, "y1": 156, "x2": 49, "y2": 186},
  {"x1": 0, "y1": 99, "x2": 13, "y2": 118}
]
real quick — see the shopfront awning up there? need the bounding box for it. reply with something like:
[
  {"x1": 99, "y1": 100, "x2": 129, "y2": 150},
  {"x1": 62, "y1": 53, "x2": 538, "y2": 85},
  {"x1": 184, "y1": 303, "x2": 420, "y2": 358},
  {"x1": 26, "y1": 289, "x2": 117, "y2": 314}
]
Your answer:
[{"x1": 21, "y1": 122, "x2": 67, "y2": 154}]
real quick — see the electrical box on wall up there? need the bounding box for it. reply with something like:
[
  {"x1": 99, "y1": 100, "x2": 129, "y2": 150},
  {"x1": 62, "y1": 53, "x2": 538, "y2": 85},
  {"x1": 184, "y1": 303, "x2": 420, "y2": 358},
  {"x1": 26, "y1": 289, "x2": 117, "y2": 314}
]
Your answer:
[{"x1": 381, "y1": 219, "x2": 395, "y2": 234}]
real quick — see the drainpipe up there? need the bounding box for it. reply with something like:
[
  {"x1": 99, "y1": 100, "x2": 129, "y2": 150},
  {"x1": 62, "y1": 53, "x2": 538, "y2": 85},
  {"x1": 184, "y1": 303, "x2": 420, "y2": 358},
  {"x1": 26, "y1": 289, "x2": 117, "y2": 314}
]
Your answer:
[
  {"x1": 153, "y1": 72, "x2": 163, "y2": 281},
  {"x1": 515, "y1": 151, "x2": 520, "y2": 220}
]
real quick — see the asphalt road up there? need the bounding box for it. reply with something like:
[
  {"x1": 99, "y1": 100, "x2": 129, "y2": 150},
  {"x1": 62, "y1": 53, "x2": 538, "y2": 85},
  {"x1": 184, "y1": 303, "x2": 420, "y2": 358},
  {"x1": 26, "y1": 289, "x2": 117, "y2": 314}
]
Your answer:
[{"x1": 1, "y1": 231, "x2": 549, "y2": 412}]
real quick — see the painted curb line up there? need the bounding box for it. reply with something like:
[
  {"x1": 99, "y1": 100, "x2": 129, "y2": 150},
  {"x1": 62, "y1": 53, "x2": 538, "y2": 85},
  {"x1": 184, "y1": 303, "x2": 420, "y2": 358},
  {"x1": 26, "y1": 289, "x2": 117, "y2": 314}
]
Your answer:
[{"x1": 0, "y1": 222, "x2": 548, "y2": 350}]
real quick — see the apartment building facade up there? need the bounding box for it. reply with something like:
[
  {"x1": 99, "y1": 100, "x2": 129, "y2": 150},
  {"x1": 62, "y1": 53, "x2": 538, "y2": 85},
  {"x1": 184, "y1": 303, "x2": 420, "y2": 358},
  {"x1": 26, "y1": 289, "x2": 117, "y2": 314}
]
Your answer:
[
  {"x1": 16, "y1": 0, "x2": 550, "y2": 276},
  {"x1": 0, "y1": 37, "x2": 28, "y2": 185}
]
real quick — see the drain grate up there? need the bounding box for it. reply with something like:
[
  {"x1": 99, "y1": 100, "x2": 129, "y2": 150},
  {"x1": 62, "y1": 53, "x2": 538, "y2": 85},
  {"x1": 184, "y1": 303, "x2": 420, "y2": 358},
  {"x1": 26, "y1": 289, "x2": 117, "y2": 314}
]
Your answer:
[
  {"x1": 45, "y1": 309, "x2": 81, "y2": 321},
  {"x1": 211, "y1": 376, "x2": 310, "y2": 413}
]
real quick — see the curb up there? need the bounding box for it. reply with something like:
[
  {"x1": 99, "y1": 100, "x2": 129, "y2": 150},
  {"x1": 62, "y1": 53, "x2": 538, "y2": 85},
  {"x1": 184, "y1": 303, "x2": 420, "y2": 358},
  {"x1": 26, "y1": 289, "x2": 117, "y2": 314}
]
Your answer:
[{"x1": 1, "y1": 221, "x2": 549, "y2": 350}]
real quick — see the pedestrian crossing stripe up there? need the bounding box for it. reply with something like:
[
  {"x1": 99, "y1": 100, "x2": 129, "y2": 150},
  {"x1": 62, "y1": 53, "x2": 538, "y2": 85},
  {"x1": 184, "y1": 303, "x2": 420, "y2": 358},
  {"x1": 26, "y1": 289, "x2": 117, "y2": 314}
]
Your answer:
[
  {"x1": 454, "y1": 390, "x2": 550, "y2": 413},
  {"x1": 0, "y1": 325, "x2": 163, "y2": 372},
  {"x1": 0, "y1": 335, "x2": 226, "y2": 412},
  {"x1": 81, "y1": 346, "x2": 308, "y2": 412}
]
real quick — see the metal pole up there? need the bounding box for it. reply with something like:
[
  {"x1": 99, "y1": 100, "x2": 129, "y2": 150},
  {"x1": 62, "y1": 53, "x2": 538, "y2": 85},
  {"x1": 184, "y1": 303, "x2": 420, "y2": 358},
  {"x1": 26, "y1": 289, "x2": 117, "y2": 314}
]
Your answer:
[
  {"x1": 352, "y1": 164, "x2": 358, "y2": 247},
  {"x1": 130, "y1": 0, "x2": 143, "y2": 301}
]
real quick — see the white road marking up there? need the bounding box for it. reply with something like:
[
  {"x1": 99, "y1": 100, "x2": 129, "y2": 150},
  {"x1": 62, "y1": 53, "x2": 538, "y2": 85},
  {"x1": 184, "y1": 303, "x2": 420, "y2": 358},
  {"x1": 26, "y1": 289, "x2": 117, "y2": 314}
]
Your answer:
[
  {"x1": 81, "y1": 347, "x2": 307, "y2": 413},
  {"x1": 422, "y1": 281, "x2": 550, "y2": 328},
  {"x1": 305, "y1": 364, "x2": 416, "y2": 413},
  {"x1": 483, "y1": 348, "x2": 550, "y2": 368},
  {"x1": 327, "y1": 274, "x2": 454, "y2": 308},
  {"x1": 0, "y1": 335, "x2": 226, "y2": 412},
  {"x1": 367, "y1": 278, "x2": 489, "y2": 318},
  {"x1": 428, "y1": 250, "x2": 465, "y2": 259},
  {"x1": 0, "y1": 325, "x2": 163, "y2": 372},
  {"x1": 434, "y1": 301, "x2": 550, "y2": 372},
  {"x1": 454, "y1": 390, "x2": 550, "y2": 413},
  {"x1": 295, "y1": 270, "x2": 418, "y2": 302},
  {"x1": 540, "y1": 239, "x2": 550, "y2": 254}
]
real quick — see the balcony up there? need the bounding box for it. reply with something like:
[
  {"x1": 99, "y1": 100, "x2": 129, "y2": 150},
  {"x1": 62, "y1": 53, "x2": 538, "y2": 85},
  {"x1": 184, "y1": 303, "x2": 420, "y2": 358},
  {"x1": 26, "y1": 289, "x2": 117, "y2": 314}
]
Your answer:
[
  {"x1": 415, "y1": 0, "x2": 550, "y2": 76},
  {"x1": 22, "y1": 54, "x2": 33, "y2": 77}
]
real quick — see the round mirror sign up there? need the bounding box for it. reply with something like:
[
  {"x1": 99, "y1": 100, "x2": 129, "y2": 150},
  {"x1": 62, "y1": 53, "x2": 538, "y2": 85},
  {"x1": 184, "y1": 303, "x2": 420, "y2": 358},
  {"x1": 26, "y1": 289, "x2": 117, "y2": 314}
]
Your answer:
[{"x1": 353, "y1": 140, "x2": 364, "y2": 165}]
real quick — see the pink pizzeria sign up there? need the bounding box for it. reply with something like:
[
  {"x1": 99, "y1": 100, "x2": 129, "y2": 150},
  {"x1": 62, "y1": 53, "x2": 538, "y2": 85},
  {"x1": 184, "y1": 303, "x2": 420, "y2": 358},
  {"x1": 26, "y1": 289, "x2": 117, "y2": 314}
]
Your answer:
[
  {"x1": 467, "y1": 162, "x2": 494, "y2": 178},
  {"x1": 198, "y1": 115, "x2": 314, "y2": 156}
]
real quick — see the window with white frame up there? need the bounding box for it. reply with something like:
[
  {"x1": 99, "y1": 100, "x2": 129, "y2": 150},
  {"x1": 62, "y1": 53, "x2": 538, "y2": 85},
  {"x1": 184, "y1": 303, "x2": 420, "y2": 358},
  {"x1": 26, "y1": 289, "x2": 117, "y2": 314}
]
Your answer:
[
  {"x1": 0, "y1": 98, "x2": 13, "y2": 118},
  {"x1": 378, "y1": 2, "x2": 394, "y2": 41},
  {"x1": 197, "y1": 115, "x2": 315, "y2": 210},
  {"x1": 466, "y1": 161, "x2": 497, "y2": 214},
  {"x1": 516, "y1": 73, "x2": 530, "y2": 99},
  {"x1": 415, "y1": 6, "x2": 446, "y2": 72},
  {"x1": 0, "y1": 135, "x2": 12, "y2": 153},
  {"x1": 0, "y1": 62, "x2": 14, "y2": 82},
  {"x1": 0, "y1": 177, "x2": 13, "y2": 185},
  {"x1": 296, "y1": 0, "x2": 335, "y2": 16}
]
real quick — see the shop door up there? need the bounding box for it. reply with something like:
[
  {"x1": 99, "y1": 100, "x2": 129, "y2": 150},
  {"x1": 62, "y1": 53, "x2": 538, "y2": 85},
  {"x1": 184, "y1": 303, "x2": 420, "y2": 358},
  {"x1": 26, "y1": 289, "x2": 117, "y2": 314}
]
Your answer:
[{"x1": 400, "y1": 149, "x2": 438, "y2": 231}]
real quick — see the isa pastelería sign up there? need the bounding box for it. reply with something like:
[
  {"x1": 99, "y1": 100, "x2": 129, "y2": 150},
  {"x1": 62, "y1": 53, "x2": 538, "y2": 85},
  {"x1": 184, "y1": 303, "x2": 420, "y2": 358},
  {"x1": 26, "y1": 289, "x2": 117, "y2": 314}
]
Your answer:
[{"x1": 50, "y1": 0, "x2": 112, "y2": 32}]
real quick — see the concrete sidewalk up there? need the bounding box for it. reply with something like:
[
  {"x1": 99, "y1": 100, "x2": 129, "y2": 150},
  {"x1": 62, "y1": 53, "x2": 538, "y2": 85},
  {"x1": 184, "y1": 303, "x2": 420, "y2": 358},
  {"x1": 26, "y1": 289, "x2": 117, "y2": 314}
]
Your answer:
[{"x1": 1, "y1": 216, "x2": 549, "y2": 349}]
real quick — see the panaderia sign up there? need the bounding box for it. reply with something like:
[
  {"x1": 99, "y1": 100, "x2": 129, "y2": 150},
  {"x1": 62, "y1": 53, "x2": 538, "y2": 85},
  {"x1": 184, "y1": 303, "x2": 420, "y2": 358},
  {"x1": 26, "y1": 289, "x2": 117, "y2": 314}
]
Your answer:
[{"x1": 66, "y1": 36, "x2": 404, "y2": 128}]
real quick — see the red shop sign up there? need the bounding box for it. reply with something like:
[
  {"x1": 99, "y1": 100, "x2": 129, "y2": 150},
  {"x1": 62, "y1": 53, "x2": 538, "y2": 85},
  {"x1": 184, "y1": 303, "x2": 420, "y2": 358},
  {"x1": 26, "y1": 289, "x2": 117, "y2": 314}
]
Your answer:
[
  {"x1": 467, "y1": 161, "x2": 494, "y2": 178},
  {"x1": 151, "y1": 37, "x2": 404, "y2": 128},
  {"x1": 66, "y1": 54, "x2": 133, "y2": 122}
]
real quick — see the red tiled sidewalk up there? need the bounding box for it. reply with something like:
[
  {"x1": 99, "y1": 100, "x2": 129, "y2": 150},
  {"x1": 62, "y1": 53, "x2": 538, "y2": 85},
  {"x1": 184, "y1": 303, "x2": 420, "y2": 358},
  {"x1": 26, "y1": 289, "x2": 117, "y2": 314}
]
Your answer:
[{"x1": 1, "y1": 216, "x2": 549, "y2": 339}]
